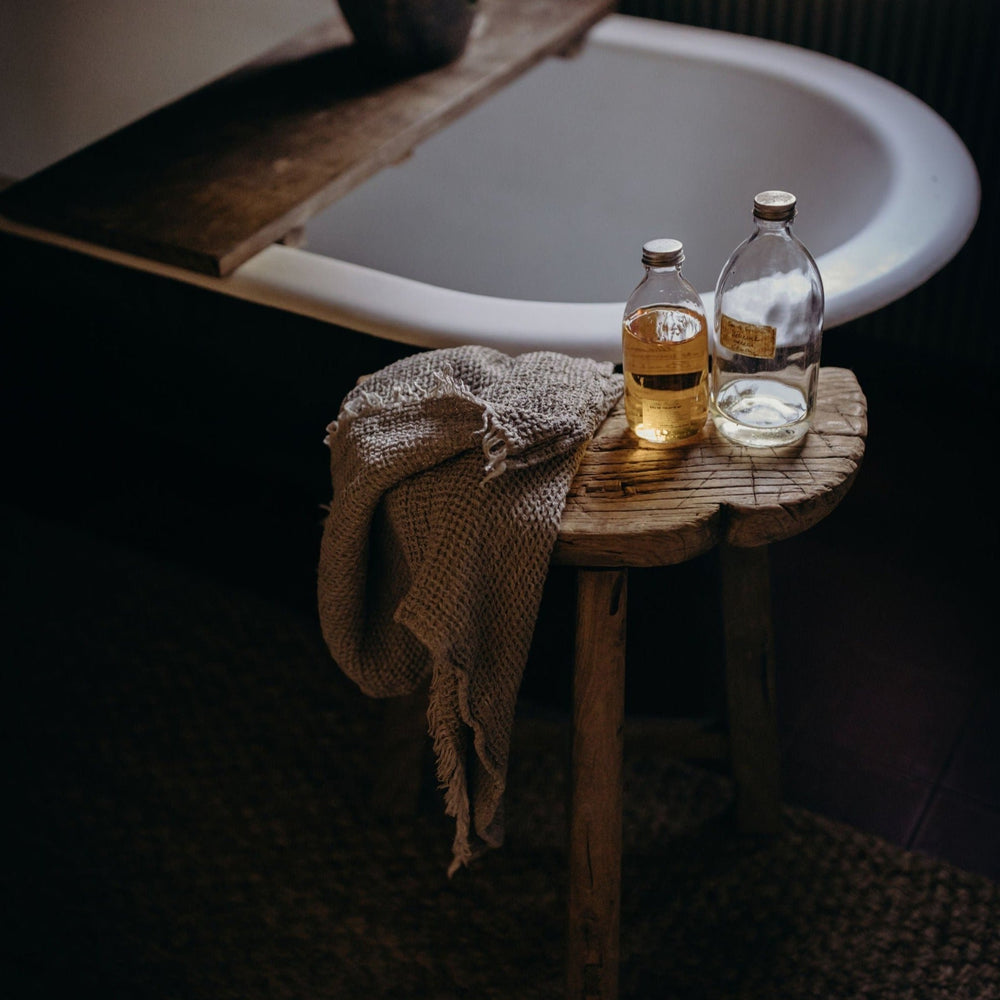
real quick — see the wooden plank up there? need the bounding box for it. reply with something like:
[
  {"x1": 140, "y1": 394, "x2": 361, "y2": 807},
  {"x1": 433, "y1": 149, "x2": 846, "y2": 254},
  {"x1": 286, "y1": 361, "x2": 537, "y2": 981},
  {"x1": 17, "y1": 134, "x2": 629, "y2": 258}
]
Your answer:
[
  {"x1": 567, "y1": 567, "x2": 626, "y2": 1000},
  {"x1": 0, "y1": 0, "x2": 614, "y2": 276},
  {"x1": 553, "y1": 367, "x2": 868, "y2": 567}
]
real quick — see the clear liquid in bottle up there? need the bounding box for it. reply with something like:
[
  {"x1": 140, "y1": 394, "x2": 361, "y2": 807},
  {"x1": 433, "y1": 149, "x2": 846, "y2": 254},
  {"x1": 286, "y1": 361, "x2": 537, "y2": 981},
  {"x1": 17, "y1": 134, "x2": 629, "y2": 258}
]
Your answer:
[{"x1": 711, "y1": 191, "x2": 823, "y2": 448}]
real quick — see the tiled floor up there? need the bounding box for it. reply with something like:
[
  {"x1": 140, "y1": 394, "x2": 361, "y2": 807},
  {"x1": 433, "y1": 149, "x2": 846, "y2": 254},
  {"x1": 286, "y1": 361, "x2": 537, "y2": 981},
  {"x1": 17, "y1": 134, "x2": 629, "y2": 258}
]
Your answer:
[{"x1": 6, "y1": 335, "x2": 998, "y2": 885}]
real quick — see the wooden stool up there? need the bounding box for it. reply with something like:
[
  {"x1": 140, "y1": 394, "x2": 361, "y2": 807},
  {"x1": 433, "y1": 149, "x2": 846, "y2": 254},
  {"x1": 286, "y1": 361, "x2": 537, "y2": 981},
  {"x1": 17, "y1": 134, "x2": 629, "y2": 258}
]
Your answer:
[
  {"x1": 554, "y1": 366, "x2": 867, "y2": 1000},
  {"x1": 372, "y1": 367, "x2": 866, "y2": 997}
]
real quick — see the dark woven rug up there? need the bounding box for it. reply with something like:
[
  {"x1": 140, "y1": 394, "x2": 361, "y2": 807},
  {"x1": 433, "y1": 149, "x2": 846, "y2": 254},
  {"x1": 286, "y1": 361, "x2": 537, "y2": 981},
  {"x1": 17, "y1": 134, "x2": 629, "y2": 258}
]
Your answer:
[{"x1": 4, "y1": 505, "x2": 999, "y2": 999}]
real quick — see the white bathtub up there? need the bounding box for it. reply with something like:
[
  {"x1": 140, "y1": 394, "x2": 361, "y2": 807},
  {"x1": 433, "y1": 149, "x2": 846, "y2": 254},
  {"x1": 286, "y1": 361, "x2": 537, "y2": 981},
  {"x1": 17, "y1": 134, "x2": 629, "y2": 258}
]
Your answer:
[
  {"x1": 231, "y1": 14, "x2": 979, "y2": 362},
  {"x1": 2, "y1": 14, "x2": 979, "y2": 364}
]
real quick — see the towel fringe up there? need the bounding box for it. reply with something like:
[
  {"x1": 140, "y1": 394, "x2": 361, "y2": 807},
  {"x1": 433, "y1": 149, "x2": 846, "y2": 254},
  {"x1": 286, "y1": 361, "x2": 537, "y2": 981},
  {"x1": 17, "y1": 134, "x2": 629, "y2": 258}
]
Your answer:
[
  {"x1": 478, "y1": 406, "x2": 509, "y2": 484},
  {"x1": 337, "y1": 363, "x2": 472, "y2": 424},
  {"x1": 426, "y1": 683, "x2": 474, "y2": 877},
  {"x1": 332, "y1": 361, "x2": 512, "y2": 485}
]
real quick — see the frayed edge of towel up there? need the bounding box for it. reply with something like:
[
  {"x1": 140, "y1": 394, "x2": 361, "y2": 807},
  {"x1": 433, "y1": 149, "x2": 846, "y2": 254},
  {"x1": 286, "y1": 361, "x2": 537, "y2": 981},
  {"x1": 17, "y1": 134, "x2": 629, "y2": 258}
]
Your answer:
[
  {"x1": 427, "y1": 658, "x2": 505, "y2": 878},
  {"x1": 339, "y1": 363, "x2": 473, "y2": 422},
  {"x1": 324, "y1": 362, "x2": 512, "y2": 485},
  {"x1": 427, "y1": 681, "x2": 475, "y2": 878},
  {"x1": 478, "y1": 405, "x2": 509, "y2": 484}
]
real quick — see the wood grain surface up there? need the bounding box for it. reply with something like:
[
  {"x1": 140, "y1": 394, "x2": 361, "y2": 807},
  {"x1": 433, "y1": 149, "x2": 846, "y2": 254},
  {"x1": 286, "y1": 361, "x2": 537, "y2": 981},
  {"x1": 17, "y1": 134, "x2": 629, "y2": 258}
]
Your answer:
[
  {"x1": 554, "y1": 367, "x2": 868, "y2": 567},
  {"x1": 567, "y1": 567, "x2": 627, "y2": 1000},
  {"x1": 0, "y1": 0, "x2": 615, "y2": 276}
]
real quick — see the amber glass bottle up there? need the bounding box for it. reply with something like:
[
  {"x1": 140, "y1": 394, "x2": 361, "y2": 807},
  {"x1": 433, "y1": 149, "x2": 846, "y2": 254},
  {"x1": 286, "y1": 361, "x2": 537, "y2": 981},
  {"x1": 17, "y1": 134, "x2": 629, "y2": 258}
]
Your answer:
[{"x1": 622, "y1": 238, "x2": 709, "y2": 443}]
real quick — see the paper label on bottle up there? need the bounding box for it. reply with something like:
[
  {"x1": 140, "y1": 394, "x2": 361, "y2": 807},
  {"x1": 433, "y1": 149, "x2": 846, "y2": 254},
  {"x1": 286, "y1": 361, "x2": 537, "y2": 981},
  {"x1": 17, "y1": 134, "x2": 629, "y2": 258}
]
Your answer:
[
  {"x1": 642, "y1": 394, "x2": 701, "y2": 424},
  {"x1": 720, "y1": 314, "x2": 777, "y2": 359},
  {"x1": 624, "y1": 331, "x2": 706, "y2": 374}
]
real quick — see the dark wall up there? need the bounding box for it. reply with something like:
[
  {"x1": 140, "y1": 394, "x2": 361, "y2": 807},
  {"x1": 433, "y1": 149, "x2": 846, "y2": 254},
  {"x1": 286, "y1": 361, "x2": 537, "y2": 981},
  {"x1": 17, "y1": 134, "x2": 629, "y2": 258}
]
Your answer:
[{"x1": 1, "y1": 230, "x2": 419, "y2": 605}]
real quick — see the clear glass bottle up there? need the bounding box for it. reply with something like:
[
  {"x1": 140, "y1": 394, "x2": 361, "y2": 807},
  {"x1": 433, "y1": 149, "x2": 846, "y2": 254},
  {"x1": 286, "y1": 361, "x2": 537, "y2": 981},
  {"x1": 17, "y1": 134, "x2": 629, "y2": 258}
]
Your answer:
[
  {"x1": 711, "y1": 191, "x2": 824, "y2": 447},
  {"x1": 622, "y1": 238, "x2": 709, "y2": 444}
]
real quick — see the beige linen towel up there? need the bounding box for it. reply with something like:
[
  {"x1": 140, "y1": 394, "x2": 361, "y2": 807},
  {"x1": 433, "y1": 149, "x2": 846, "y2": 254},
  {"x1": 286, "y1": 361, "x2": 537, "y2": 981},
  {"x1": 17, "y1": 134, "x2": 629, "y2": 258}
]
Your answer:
[{"x1": 317, "y1": 345, "x2": 622, "y2": 874}]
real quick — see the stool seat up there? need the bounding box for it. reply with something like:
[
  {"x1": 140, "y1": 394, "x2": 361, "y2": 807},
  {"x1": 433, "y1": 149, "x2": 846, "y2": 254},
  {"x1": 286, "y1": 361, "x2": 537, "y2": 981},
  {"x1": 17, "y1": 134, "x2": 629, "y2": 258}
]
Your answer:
[
  {"x1": 559, "y1": 366, "x2": 866, "y2": 1000},
  {"x1": 555, "y1": 366, "x2": 867, "y2": 567}
]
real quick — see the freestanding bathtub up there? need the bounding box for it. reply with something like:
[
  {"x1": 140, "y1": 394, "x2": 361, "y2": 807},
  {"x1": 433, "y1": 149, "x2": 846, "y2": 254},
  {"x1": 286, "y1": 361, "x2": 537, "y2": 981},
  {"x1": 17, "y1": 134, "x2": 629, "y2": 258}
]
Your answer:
[
  {"x1": 222, "y1": 13, "x2": 979, "y2": 362},
  {"x1": 1, "y1": 14, "x2": 979, "y2": 365}
]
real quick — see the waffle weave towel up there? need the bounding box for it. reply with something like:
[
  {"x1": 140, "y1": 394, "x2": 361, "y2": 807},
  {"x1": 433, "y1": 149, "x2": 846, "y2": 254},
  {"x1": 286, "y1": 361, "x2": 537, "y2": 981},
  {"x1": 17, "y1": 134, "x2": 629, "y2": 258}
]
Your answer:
[{"x1": 317, "y1": 345, "x2": 622, "y2": 873}]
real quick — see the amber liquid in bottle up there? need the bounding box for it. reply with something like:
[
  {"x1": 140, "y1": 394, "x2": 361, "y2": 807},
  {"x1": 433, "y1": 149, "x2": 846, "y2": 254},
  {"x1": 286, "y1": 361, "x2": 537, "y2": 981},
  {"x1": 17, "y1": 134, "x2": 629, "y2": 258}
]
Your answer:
[{"x1": 623, "y1": 304, "x2": 708, "y2": 443}]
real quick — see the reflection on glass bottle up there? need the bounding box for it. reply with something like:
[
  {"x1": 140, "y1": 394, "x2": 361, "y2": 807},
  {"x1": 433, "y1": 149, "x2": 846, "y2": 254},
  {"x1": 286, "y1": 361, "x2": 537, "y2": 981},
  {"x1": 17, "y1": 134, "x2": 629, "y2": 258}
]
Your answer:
[
  {"x1": 711, "y1": 191, "x2": 824, "y2": 448},
  {"x1": 622, "y1": 238, "x2": 708, "y2": 444}
]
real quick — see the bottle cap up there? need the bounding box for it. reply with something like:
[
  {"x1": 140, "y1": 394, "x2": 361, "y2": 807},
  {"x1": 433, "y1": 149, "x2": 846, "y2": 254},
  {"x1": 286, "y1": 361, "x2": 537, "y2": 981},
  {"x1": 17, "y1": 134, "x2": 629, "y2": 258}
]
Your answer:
[
  {"x1": 753, "y1": 190, "x2": 797, "y2": 221},
  {"x1": 642, "y1": 238, "x2": 684, "y2": 267}
]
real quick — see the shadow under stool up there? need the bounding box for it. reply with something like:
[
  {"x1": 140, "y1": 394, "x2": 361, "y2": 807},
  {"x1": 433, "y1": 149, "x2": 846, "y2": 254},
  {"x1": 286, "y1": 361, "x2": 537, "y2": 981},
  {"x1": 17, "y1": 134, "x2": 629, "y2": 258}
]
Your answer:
[{"x1": 551, "y1": 366, "x2": 867, "y2": 1000}]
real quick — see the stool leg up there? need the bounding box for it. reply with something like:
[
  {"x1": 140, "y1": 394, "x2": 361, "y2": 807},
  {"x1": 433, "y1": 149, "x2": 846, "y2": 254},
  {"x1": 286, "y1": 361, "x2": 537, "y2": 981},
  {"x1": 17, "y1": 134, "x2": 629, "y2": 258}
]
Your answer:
[
  {"x1": 567, "y1": 567, "x2": 627, "y2": 1000},
  {"x1": 719, "y1": 543, "x2": 781, "y2": 834}
]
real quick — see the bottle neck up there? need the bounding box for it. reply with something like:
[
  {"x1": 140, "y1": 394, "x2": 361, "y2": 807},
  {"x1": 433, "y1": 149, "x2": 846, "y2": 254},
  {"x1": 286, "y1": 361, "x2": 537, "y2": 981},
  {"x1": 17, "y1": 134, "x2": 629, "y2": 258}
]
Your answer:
[
  {"x1": 626, "y1": 256, "x2": 704, "y2": 318},
  {"x1": 642, "y1": 263, "x2": 689, "y2": 292},
  {"x1": 753, "y1": 216, "x2": 793, "y2": 236}
]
